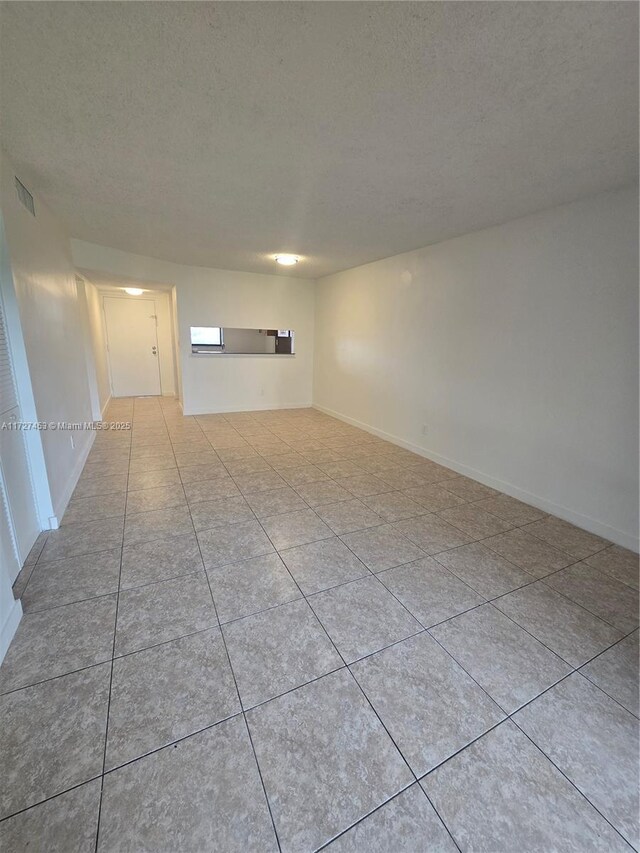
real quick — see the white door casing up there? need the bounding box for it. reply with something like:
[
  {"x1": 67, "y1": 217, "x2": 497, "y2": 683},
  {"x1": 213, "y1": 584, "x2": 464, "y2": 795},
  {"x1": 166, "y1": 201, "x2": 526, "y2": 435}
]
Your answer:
[
  {"x1": 103, "y1": 296, "x2": 162, "y2": 397},
  {"x1": 0, "y1": 462, "x2": 21, "y2": 585}
]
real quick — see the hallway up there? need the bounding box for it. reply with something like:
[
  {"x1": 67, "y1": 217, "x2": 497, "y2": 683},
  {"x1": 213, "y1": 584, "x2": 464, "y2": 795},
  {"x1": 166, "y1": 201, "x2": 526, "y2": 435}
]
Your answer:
[{"x1": 1, "y1": 396, "x2": 638, "y2": 851}]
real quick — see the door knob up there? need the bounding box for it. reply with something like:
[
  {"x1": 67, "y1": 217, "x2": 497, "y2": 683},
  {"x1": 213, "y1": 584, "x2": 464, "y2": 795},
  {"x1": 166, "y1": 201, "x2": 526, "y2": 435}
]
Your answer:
[{"x1": 152, "y1": 346, "x2": 157, "y2": 355}]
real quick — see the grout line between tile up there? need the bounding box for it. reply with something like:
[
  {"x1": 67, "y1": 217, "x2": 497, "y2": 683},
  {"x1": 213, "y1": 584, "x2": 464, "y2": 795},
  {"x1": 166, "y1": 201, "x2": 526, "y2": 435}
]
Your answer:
[
  {"x1": 163, "y1": 400, "x2": 284, "y2": 853},
  {"x1": 93, "y1": 416, "x2": 132, "y2": 853},
  {"x1": 508, "y1": 715, "x2": 637, "y2": 850}
]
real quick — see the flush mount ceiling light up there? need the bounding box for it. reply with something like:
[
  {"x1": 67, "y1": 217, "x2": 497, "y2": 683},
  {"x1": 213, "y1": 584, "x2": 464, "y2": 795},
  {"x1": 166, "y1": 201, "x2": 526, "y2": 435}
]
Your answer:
[
  {"x1": 274, "y1": 254, "x2": 299, "y2": 266},
  {"x1": 124, "y1": 287, "x2": 144, "y2": 295}
]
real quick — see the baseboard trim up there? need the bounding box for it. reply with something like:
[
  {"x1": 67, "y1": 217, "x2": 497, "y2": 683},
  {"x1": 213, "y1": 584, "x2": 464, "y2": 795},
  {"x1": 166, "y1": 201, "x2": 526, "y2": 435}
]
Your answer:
[
  {"x1": 100, "y1": 395, "x2": 112, "y2": 419},
  {"x1": 50, "y1": 430, "x2": 96, "y2": 528},
  {"x1": 313, "y1": 403, "x2": 639, "y2": 553},
  {"x1": 183, "y1": 401, "x2": 313, "y2": 416},
  {"x1": 0, "y1": 598, "x2": 22, "y2": 665}
]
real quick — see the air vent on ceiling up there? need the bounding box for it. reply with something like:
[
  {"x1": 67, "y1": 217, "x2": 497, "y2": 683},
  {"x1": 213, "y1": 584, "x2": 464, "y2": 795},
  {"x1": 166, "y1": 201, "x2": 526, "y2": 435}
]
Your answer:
[{"x1": 15, "y1": 176, "x2": 35, "y2": 216}]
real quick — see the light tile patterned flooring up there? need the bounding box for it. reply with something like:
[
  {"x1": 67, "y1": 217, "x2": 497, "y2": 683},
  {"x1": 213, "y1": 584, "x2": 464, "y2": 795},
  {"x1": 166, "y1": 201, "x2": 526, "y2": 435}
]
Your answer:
[{"x1": 1, "y1": 396, "x2": 638, "y2": 852}]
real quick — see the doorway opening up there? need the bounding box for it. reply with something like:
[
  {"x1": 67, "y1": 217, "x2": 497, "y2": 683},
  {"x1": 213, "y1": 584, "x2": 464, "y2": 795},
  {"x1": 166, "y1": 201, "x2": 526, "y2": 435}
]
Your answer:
[
  {"x1": 86, "y1": 281, "x2": 179, "y2": 401},
  {"x1": 103, "y1": 295, "x2": 162, "y2": 397}
]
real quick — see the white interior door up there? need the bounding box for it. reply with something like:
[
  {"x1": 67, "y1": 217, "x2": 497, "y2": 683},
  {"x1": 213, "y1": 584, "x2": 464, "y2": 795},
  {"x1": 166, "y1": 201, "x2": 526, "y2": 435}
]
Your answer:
[
  {"x1": 0, "y1": 291, "x2": 39, "y2": 578},
  {"x1": 104, "y1": 296, "x2": 162, "y2": 397}
]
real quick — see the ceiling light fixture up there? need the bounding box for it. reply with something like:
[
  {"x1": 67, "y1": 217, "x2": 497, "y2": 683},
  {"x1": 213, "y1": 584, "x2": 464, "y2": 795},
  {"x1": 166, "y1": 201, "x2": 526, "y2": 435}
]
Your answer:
[
  {"x1": 274, "y1": 254, "x2": 299, "y2": 266},
  {"x1": 124, "y1": 287, "x2": 144, "y2": 295}
]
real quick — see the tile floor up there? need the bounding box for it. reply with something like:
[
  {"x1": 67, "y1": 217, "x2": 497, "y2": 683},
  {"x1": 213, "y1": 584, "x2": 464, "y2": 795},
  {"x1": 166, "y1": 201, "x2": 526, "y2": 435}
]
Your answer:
[{"x1": 1, "y1": 396, "x2": 639, "y2": 852}]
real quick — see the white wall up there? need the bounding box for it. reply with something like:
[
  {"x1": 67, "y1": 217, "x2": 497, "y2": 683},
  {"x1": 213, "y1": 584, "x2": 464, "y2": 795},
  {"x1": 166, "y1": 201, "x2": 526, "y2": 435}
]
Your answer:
[
  {"x1": 1, "y1": 151, "x2": 96, "y2": 522},
  {"x1": 177, "y1": 274, "x2": 313, "y2": 413},
  {"x1": 314, "y1": 186, "x2": 639, "y2": 550},
  {"x1": 71, "y1": 241, "x2": 315, "y2": 415}
]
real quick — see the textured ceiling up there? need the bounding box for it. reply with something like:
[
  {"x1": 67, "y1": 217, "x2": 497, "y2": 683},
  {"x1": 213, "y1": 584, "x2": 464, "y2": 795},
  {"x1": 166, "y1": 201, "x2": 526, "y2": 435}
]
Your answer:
[{"x1": 0, "y1": 2, "x2": 637, "y2": 278}]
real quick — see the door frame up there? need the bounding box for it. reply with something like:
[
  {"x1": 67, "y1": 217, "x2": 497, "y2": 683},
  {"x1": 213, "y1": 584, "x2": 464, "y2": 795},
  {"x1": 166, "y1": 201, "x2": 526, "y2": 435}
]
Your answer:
[
  {"x1": 76, "y1": 276, "x2": 104, "y2": 421},
  {"x1": 102, "y1": 294, "x2": 162, "y2": 398},
  {"x1": 0, "y1": 459, "x2": 23, "y2": 583}
]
